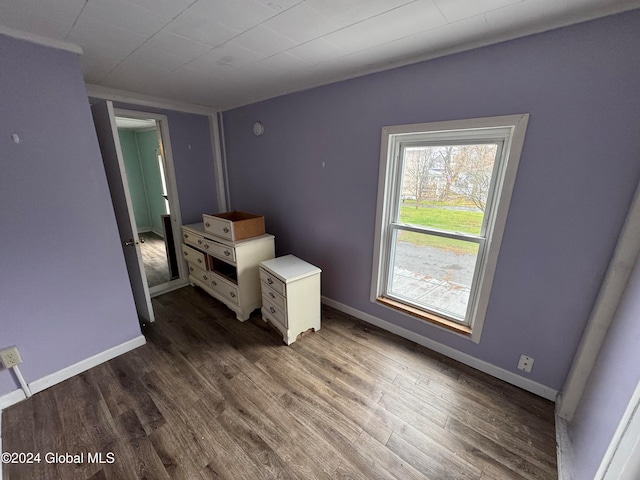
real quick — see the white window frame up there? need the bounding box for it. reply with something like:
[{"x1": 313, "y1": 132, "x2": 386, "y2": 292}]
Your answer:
[{"x1": 371, "y1": 114, "x2": 529, "y2": 343}]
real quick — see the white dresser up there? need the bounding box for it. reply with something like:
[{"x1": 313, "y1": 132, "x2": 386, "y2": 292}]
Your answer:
[
  {"x1": 182, "y1": 222, "x2": 275, "y2": 321},
  {"x1": 259, "y1": 255, "x2": 321, "y2": 345}
]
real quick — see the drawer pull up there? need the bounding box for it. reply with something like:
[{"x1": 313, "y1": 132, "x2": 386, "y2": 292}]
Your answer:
[
  {"x1": 197, "y1": 258, "x2": 202, "y2": 263},
  {"x1": 269, "y1": 292, "x2": 275, "y2": 299},
  {"x1": 183, "y1": 251, "x2": 188, "y2": 256},
  {"x1": 212, "y1": 280, "x2": 217, "y2": 286},
  {"x1": 204, "y1": 244, "x2": 209, "y2": 249},
  {"x1": 203, "y1": 275, "x2": 208, "y2": 280},
  {"x1": 223, "y1": 227, "x2": 229, "y2": 233},
  {"x1": 230, "y1": 292, "x2": 236, "y2": 298},
  {"x1": 189, "y1": 267, "x2": 193, "y2": 272},
  {"x1": 267, "y1": 278, "x2": 273, "y2": 285},
  {"x1": 205, "y1": 222, "x2": 210, "y2": 227},
  {"x1": 269, "y1": 306, "x2": 276, "y2": 314},
  {"x1": 198, "y1": 239, "x2": 203, "y2": 244},
  {"x1": 224, "y1": 250, "x2": 231, "y2": 257},
  {"x1": 184, "y1": 234, "x2": 189, "y2": 239}
]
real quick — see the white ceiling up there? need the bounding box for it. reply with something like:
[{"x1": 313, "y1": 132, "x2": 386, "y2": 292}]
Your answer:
[{"x1": 1, "y1": 0, "x2": 639, "y2": 110}]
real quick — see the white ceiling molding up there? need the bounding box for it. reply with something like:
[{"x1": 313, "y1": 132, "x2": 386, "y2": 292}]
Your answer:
[
  {"x1": 0, "y1": 24, "x2": 82, "y2": 54},
  {"x1": 86, "y1": 84, "x2": 216, "y2": 116}
]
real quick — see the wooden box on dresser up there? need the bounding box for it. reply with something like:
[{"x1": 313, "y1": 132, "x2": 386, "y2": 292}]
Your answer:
[
  {"x1": 259, "y1": 255, "x2": 322, "y2": 345},
  {"x1": 182, "y1": 222, "x2": 275, "y2": 321}
]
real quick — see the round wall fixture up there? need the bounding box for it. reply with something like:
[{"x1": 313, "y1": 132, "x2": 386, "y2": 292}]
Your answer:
[{"x1": 252, "y1": 121, "x2": 264, "y2": 136}]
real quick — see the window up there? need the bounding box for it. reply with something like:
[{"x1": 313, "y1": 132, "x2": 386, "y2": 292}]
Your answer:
[{"x1": 371, "y1": 115, "x2": 529, "y2": 341}]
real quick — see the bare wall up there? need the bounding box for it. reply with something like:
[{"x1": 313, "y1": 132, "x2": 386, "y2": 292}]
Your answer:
[
  {"x1": 222, "y1": 10, "x2": 640, "y2": 391},
  {"x1": 0, "y1": 35, "x2": 142, "y2": 395}
]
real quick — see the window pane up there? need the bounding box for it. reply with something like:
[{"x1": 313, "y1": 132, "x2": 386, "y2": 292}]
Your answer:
[
  {"x1": 398, "y1": 144, "x2": 498, "y2": 235},
  {"x1": 389, "y1": 229, "x2": 479, "y2": 321}
]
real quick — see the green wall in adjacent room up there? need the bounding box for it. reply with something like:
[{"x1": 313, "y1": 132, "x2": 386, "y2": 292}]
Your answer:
[
  {"x1": 117, "y1": 127, "x2": 167, "y2": 235},
  {"x1": 136, "y1": 130, "x2": 166, "y2": 235},
  {"x1": 118, "y1": 129, "x2": 151, "y2": 230}
]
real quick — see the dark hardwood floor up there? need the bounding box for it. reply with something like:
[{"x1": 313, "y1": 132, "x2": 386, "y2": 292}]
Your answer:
[{"x1": 1, "y1": 287, "x2": 558, "y2": 480}]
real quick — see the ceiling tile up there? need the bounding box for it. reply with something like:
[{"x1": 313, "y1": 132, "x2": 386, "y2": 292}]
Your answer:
[
  {"x1": 287, "y1": 38, "x2": 348, "y2": 65},
  {"x1": 80, "y1": 0, "x2": 168, "y2": 37},
  {"x1": 188, "y1": 42, "x2": 265, "y2": 70},
  {"x1": 330, "y1": 14, "x2": 492, "y2": 69},
  {"x1": 0, "y1": 0, "x2": 85, "y2": 39},
  {"x1": 232, "y1": 25, "x2": 297, "y2": 57},
  {"x1": 262, "y1": 2, "x2": 341, "y2": 43},
  {"x1": 483, "y1": 0, "x2": 599, "y2": 34},
  {"x1": 140, "y1": 31, "x2": 210, "y2": 60},
  {"x1": 257, "y1": 51, "x2": 312, "y2": 71},
  {"x1": 252, "y1": 0, "x2": 305, "y2": 12},
  {"x1": 165, "y1": 10, "x2": 239, "y2": 47},
  {"x1": 123, "y1": 0, "x2": 195, "y2": 21},
  {"x1": 434, "y1": 0, "x2": 524, "y2": 23},
  {"x1": 80, "y1": 54, "x2": 121, "y2": 83},
  {"x1": 188, "y1": 0, "x2": 278, "y2": 31},
  {"x1": 123, "y1": 48, "x2": 192, "y2": 72},
  {"x1": 324, "y1": 0, "x2": 447, "y2": 54},
  {"x1": 305, "y1": 0, "x2": 416, "y2": 27},
  {"x1": 68, "y1": 16, "x2": 147, "y2": 59}
]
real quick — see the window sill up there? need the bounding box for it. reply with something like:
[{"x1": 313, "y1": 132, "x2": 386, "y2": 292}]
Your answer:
[{"x1": 376, "y1": 296, "x2": 473, "y2": 336}]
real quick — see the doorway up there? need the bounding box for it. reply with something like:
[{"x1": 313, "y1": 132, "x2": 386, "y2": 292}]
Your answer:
[{"x1": 113, "y1": 109, "x2": 185, "y2": 297}]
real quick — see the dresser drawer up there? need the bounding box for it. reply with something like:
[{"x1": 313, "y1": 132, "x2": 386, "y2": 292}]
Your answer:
[
  {"x1": 200, "y1": 239, "x2": 236, "y2": 263},
  {"x1": 203, "y1": 214, "x2": 233, "y2": 241},
  {"x1": 262, "y1": 297, "x2": 287, "y2": 328},
  {"x1": 261, "y1": 284, "x2": 286, "y2": 311},
  {"x1": 209, "y1": 271, "x2": 240, "y2": 305},
  {"x1": 182, "y1": 228, "x2": 205, "y2": 249},
  {"x1": 203, "y1": 211, "x2": 265, "y2": 242},
  {"x1": 181, "y1": 244, "x2": 206, "y2": 268},
  {"x1": 188, "y1": 264, "x2": 212, "y2": 285},
  {"x1": 259, "y1": 267, "x2": 286, "y2": 296}
]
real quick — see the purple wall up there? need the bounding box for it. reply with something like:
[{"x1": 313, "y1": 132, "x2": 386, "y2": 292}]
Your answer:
[
  {"x1": 570, "y1": 257, "x2": 640, "y2": 478},
  {"x1": 0, "y1": 35, "x2": 142, "y2": 395},
  {"x1": 109, "y1": 102, "x2": 219, "y2": 223},
  {"x1": 223, "y1": 10, "x2": 640, "y2": 391}
]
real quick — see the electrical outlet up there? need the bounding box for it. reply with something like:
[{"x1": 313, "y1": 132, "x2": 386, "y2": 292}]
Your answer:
[
  {"x1": 518, "y1": 354, "x2": 534, "y2": 373},
  {"x1": 0, "y1": 346, "x2": 23, "y2": 368}
]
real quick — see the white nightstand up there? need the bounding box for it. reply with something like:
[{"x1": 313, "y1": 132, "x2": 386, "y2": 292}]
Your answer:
[{"x1": 259, "y1": 255, "x2": 322, "y2": 345}]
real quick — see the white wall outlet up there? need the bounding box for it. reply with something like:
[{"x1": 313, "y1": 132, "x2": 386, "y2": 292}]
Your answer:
[
  {"x1": 0, "y1": 346, "x2": 23, "y2": 368},
  {"x1": 518, "y1": 354, "x2": 534, "y2": 373}
]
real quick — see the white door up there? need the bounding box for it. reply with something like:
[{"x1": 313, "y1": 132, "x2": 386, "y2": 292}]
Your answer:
[{"x1": 91, "y1": 100, "x2": 155, "y2": 324}]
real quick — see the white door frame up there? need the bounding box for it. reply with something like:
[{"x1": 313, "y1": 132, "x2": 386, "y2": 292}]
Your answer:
[
  {"x1": 597, "y1": 381, "x2": 640, "y2": 480},
  {"x1": 559, "y1": 180, "x2": 640, "y2": 420},
  {"x1": 114, "y1": 108, "x2": 188, "y2": 296}
]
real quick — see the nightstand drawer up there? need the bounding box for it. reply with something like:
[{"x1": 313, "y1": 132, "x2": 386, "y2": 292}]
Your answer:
[
  {"x1": 261, "y1": 284, "x2": 286, "y2": 311},
  {"x1": 262, "y1": 297, "x2": 287, "y2": 328},
  {"x1": 181, "y1": 244, "x2": 206, "y2": 268},
  {"x1": 259, "y1": 267, "x2": 286, "y2": 296}
]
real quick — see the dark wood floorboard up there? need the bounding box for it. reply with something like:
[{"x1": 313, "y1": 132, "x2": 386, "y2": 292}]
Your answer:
[{"x1": 1, "y1": 286, "x2": 558, "y2": 479}]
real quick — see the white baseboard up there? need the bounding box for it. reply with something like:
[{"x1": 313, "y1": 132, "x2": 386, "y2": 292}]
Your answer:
[
  {"x1": 28, "y1": 335, "x2": 146, "y2": 395},
  {"x1": 321, "y1": 296, "x2": 558, "y2": 401},
  {"x1": 556, "y1": 404, "x2": 576, "y2": 480},
  {"x1": 0, "y1": 389, "x2": 26, "y2": 411}
]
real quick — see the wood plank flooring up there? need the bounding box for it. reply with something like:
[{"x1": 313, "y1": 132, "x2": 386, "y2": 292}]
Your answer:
[{"x1": 1, "y1": 287, "x2": 558, "y2": 480}]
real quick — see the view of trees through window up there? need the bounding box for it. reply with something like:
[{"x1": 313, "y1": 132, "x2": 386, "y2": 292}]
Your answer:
[{"x1": 389, "y1": 143, "x2": 499, "y2": 321}]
